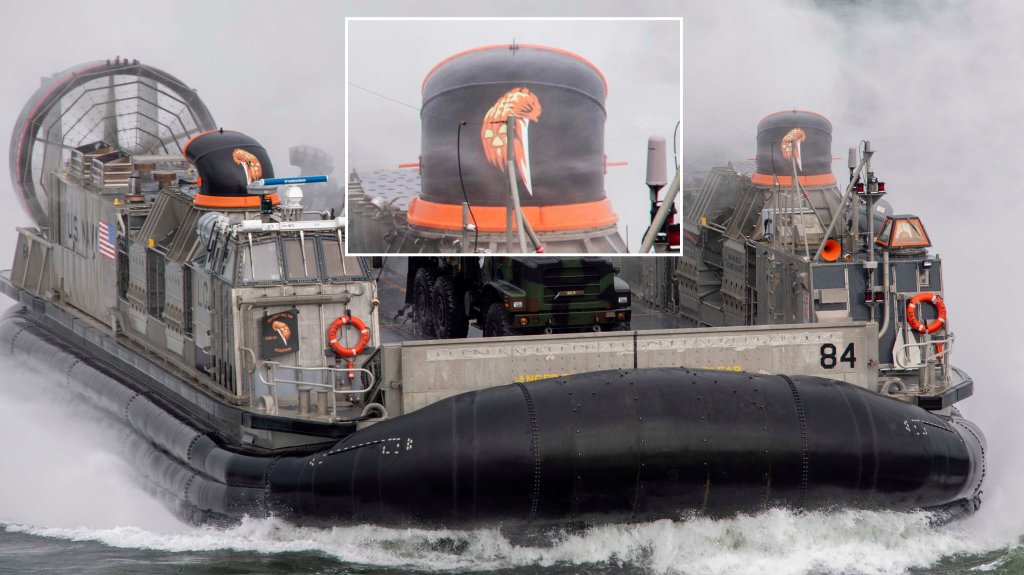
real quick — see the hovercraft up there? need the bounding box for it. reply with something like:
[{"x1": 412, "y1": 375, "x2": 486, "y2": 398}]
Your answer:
[{"x1": 0, "y1": 62, "x2": 984, "y2": 527}]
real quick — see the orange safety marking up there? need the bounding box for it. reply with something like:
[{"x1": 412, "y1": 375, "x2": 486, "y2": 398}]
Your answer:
[
  {"x1": 750, "y1": 173, "x2": 836, "y2": 187},
  {"x1": 193, "y1": 193, "x2": 280, "y2": 208},
  {"x1": 406, "y1": 197, "x2": 618, "y2": 233}
]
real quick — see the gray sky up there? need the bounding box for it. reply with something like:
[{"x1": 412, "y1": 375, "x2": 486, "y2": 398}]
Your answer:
[{"x1": 347, "y1": 18, "x2": 681, "y2": 250}]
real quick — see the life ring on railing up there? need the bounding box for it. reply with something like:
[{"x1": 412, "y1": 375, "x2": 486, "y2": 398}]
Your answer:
[
  {"x1": 906, "y1": 293, "x2": 947, "y2": 334},
  {"x1": 327, "y1": 315, "x2": 370, "y2": 358}
]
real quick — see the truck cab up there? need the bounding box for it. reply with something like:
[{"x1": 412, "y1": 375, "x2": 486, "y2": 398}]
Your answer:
[{"x1": 406, "y1": 256, "x2": 631, "y2": 338}]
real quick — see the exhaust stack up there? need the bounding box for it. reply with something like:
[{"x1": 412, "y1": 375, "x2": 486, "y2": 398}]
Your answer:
[
  {"x1": 408, "y1": 44, "x2": 620, "y2": 239},
  {"x1": 752, "y1": 110, "x2": 836, "y2": 188}
]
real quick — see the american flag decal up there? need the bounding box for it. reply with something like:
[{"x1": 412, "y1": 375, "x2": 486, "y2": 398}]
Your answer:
[{"x1": 98, "y1": 220, "x2": 116, "y2": 260}]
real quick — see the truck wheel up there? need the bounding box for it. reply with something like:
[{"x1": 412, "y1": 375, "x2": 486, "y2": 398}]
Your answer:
[
  {"x1": 432, "y1": 276, "x2": 469, "y2": 338},
  {"x1": 613, "y1": 320, "x2": 631, "y2": 331},
  {"x1": 413, "y1": 267, "x2": 438, "y2": 337},
  {"x1": 483, "y1": 302, "x2": 516, "y2": 337}
]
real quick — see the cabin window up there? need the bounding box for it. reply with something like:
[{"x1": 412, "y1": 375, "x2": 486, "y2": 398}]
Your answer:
[
  {"x1": 183, "y1": 265, "x2": 193, "y2": 336},
  {"x1": 240, "y1": 240, "x2": 282, "y2": 282},
  {"x1": 893, "y1": 220, "x2": 926, "y2": 245},
  {"x1": 322, "y1": 239, "x2": 365, "y2": 279},
  {"x1": 146, "y1": 249, "x2": 166, "y2": 319},
  {"x1": 875, "y1": 216, "x2": 931, "y2": 249},
  {"x1": 282, "y1": 237, "x2": 318, "y2": 281},
  {"x1": 223, "y1": 243, "x2": 237, "y2": 281},
  {"x1": 876, "y1": 219, "x2": 893, "y2": 246},
  {"x1": 212, "y1": 242, "x2": 236, "y2": 282}
]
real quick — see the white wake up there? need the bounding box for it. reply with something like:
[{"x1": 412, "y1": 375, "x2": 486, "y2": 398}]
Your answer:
[{"x1": 3, "y1": 508, "x2": 1009, "y2": 575}]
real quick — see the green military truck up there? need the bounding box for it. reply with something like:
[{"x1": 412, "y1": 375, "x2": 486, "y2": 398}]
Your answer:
[{"x1": 406, "y1": 257, "x2": 632, "y2": 338}]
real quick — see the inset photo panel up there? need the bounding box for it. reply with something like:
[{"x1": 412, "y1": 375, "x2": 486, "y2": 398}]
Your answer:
[{"x1": 346, "y1": 17, "x2": 682, "y2": 255}]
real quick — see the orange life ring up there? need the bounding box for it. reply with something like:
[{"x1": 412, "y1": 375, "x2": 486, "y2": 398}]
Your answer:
[
  {"x1": 906, "y1": 293, "x2": 946, "y2": 334},
  {"x1": 327, "y1": 315, "x2": 370, "y2": 358}
]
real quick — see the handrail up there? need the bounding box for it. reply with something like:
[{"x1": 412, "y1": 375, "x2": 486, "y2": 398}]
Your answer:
[
  {"x1": 238, "y1": 347, "x2": 258, "y2": 376},
  {"x1": 892, "y1": 335, "x2": 954, "y2": 370},
  {"x1": 254, "y1": 360, "x2": 376, "y2": 421},
  {"x1": 15, "y1": 227, "x2": 53, "y2": 248},
  {"x1": 256, "y1": 360, "x2": 375, "y2": 390}
]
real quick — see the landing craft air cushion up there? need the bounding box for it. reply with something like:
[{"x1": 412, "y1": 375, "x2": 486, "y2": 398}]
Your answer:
[{"x1": 0, "y1": 60, "x2": 984, "y2": 527}]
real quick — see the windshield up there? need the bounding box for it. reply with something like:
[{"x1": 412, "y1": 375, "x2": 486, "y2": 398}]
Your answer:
[
  {"x1": 283, "y1": 237, "x2": 319, "y2": 281},
  {"x1": 322, "y1": 238, "x2": 366, "y2": 279},
  {"x1": 235, "y1": 236, "x2": 366, "y2": 283},
  {"x1": 240, "y1": 241, "x2": 282, "y2": 282}
]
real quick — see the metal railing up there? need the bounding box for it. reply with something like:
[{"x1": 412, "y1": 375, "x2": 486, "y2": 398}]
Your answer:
[
  {"x1": 892, "y1": 335, "x2": 954, "y2": 370},
  {"x1": 253, "y1": 361, "x2": 376, "y2": 421},
  {"x1": 891, "y1": 334, "x2": 954, "y2": 393}
]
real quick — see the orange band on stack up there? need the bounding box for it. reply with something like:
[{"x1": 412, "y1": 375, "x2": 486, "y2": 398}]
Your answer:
[
  {"x1": 751, "y1": 173, "x2": 836, "y2": 187},
  {"x1": 193, "y1": 193, "x2": 280, "y2": 208},
  {"x1": 407, "y1": 197, "x2": 618, "y2": 232}
]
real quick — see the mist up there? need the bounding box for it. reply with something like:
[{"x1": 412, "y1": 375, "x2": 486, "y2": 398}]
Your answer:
[
  {"x1": 0, "y1": 0, "x2": 1020, "y2": 557},
  {"x1": 0, "y1": 363, "x2": 181, "y2": 531}
]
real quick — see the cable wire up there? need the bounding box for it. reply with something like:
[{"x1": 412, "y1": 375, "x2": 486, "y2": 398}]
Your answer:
[{"x1": 456, "y1": 121, "x2": 479, "y2": 253}]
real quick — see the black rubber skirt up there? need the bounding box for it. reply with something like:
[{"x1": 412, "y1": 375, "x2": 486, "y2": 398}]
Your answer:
[{"x1": 0, "y1": 310, "x2": 984, "y2": 527}]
